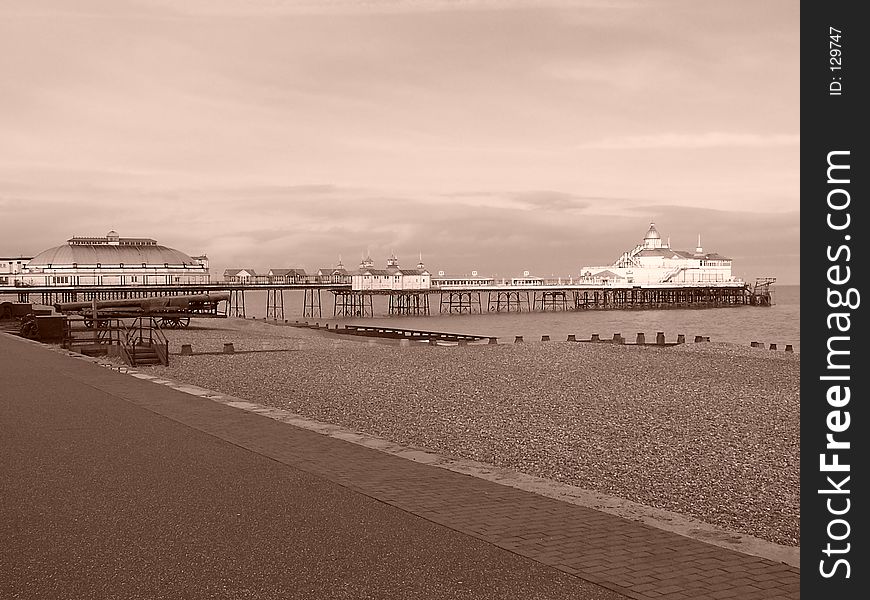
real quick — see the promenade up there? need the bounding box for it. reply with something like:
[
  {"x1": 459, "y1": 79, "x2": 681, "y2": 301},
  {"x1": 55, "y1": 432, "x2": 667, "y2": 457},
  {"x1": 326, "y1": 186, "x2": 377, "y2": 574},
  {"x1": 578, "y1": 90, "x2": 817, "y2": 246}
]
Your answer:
[{"x1": 0, "y1": 332, "x2": 799, "y2": 599}]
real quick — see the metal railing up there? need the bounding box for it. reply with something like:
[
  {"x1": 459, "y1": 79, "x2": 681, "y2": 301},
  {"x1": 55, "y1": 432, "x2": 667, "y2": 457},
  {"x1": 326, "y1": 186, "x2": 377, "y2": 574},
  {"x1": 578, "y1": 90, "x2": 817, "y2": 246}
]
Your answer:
[{"x1": 123, "y1": 317, "x2": 169, "y2": 366}]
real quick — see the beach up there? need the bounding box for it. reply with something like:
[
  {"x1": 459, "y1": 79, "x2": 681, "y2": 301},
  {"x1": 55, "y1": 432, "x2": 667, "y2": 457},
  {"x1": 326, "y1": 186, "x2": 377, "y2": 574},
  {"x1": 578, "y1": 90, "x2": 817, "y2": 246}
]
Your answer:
[{"x1": 148, "y1": 317, "x2": 800, "y2": 548}]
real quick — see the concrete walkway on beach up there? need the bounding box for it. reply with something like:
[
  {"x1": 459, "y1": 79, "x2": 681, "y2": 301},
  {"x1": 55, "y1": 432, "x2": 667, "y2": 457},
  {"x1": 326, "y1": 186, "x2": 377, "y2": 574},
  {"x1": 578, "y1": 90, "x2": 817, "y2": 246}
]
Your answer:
[{"x1": 0, "y1": 333, "x2": 799, "y2": 599}]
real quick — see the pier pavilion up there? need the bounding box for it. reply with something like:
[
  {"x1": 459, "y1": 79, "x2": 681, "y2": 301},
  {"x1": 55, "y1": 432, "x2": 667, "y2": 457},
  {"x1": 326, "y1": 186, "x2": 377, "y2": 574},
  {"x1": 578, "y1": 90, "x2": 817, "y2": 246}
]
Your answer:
[
  {"x1": 580, "y1": 223, "x2": 735, "y2": 285},
  {"x1": 17, "y1": 231, "x2": 210, "y2": 287}
]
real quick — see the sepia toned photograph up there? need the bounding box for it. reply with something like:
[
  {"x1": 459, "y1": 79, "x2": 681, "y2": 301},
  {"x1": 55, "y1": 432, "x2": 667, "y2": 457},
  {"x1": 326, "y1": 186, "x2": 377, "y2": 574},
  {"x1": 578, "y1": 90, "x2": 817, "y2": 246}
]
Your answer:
[{"x1": 2, "y1": 1, "x2": 801, "y2": 598}]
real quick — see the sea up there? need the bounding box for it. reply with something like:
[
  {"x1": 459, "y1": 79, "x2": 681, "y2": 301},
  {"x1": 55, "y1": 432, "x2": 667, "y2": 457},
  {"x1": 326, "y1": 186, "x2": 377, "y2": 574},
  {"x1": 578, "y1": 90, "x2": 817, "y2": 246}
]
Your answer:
[{"x1": 241, "y1": 285, "x2": 801, "y2": 353}]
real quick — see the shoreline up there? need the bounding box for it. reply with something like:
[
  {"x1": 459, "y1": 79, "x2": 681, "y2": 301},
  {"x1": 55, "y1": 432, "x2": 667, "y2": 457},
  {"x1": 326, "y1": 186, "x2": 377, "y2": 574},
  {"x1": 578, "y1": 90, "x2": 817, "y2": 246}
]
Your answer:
[{"x1": 144, "y1": 317, "x2": 799, "y2": 550}]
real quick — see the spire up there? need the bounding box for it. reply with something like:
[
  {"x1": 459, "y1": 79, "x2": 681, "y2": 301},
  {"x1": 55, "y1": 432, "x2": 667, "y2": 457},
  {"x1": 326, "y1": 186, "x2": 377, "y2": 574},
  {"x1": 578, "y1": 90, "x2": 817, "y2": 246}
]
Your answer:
[{"x1": 695, "y1": 234, "x2": 703, "y2": 254}]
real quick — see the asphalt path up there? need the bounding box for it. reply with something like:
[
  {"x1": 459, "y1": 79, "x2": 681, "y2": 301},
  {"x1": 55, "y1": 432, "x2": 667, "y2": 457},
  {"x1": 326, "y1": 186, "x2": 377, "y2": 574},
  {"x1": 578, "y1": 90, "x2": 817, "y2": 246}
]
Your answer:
[{"x1": 0, "y1": 333, "x2": 626, "y2": 600}]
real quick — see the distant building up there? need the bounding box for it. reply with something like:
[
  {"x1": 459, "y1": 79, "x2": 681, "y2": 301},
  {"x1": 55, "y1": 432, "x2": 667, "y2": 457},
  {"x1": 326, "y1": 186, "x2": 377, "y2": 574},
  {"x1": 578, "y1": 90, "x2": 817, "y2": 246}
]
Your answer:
[
  {"x1": 431, "y1": 270, "x2": 494, "y2": 288},
  {"x1": 18, "y1": 231, "x2": 209, "y2": 286},
  {"x1": 316, "y1": 260, "x2": 350, "y2": 284},
  {"x1": 351, "y1": 254, "x2": 431, "y2": 291},
  {"x1": 510, "y1": 271, "x2": 545, "y2": 286},
  {"x1": 1, "y1": 255, "x2": 33, "y2": 286},
  {"x1": 267, "y1": 268, "x2": 307, "y2": 284},
  {"x1": 579, "y1": 223, "x2": 736, "y2": 284},
  {"x1": 223, "y1": 268, "x2": 257, "y2": 284}
]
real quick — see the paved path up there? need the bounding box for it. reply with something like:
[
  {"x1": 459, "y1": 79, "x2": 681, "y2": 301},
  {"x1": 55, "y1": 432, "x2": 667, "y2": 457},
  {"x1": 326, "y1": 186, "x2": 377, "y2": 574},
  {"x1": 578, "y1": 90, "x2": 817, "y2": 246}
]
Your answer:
[{"x1": 0, "y1": 333, "x2": 799, "y2": 599}]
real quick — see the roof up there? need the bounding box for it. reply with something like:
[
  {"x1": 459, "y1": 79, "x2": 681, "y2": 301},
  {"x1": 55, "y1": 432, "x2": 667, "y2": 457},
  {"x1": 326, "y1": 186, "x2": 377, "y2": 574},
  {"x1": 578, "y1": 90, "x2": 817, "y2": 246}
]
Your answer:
[
  {"x1": 635, "y1": 248, "x2": 731, "y2": 261},
  {"x1": 358, "y1": 269, "x2": 392, "y2": 276},
  {"x1": 593, "y1": 269, "x2": 621, "y2": 279},
  {"x1": 636, "y1": 248, "x2": 682, "y2": 258},
  {"x1": 644, "y1": 223, "x2": 661, "y2": 240},
  {"x1": 224, "y1": 268, "x2": 257, "y2": 276},
  {"x1": 432, "y1": 274, "x2": 493, "y2": 280},
  {"x1": 269, "y1": 268, "x2": 306, "y2": 276},
  {"x1": 28, "y1": 242, "x2": 201, "y2": 268}
]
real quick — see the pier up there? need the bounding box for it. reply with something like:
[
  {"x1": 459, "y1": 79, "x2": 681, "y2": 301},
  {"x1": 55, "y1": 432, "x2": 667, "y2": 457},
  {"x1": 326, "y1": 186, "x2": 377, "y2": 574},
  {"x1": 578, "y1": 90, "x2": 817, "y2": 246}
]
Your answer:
[{"x1": 3, "y1": 280, "x2": 765, "y2": 320}]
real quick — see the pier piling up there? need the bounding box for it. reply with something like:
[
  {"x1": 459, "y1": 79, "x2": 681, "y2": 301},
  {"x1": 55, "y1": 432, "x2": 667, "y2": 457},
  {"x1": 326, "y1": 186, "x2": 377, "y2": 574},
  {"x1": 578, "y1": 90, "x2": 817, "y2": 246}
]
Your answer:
[
  {"x1": 677, "y1": 334, "x2": 685, "y2": 344},
  {"x1": 769, "y1": 343, "x2": 777, "y2": 350},
  {"x1": 541, "y1": 335, "x2": 550, "y2": 342},
  {"x1": 181, "y1": 344, "x2": 193, "y2": 356},
  {"x1": 488, "y1": 337, "x2": 498, "y2": 345},
  {"x1": 636, "y1": 333, "x2": 645, "y2": 345},
  {"x1": 223, "y1": 343, "x2": 235, "y2": 354},
  {"x1": 567, "y1": 334, "x2": 577, "y2": 342},
  {"x1": 514, "y1": 335, "x2": 524, "y2": 344},
  {"x1": 591, "y1": 333, "x2": 600, "y2": 342},
  {"x1": 785, "y1": 344, "x2": 794, "y2": 352},
  {"x1": 656, "y1": 332, "x2": 665, "y2": 345}
]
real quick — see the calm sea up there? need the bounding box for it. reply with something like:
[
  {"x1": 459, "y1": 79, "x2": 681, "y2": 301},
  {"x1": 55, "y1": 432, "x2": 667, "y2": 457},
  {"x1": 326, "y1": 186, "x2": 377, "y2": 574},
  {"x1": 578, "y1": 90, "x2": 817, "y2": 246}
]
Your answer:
[{"x1": 243, "y1": 285, "x2": 801, "y2": 352}]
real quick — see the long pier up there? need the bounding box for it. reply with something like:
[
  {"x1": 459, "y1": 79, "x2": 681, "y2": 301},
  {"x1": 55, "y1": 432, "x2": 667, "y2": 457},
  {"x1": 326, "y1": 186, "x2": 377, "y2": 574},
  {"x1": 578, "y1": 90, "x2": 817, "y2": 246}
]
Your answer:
[{"x1": 2, "y1": 281, "x2": 769, "y2": 320}]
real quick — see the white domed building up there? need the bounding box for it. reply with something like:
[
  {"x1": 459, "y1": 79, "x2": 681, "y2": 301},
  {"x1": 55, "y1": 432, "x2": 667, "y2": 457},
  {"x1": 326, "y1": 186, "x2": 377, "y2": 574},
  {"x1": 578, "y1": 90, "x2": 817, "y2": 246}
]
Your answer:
[
  {"x1": 21, "y1": 231, "x2": 210, "y2": 286},
  {"x1": 580, "y1": 223, "x2": 737, "y2": 285}
]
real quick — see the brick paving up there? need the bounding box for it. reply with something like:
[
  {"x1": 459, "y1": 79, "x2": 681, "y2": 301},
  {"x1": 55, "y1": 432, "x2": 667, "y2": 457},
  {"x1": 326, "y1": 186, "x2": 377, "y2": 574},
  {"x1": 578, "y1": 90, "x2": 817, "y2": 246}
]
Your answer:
[{"x1": 1, "y1": 333, "x2": 800, "y2": 599}]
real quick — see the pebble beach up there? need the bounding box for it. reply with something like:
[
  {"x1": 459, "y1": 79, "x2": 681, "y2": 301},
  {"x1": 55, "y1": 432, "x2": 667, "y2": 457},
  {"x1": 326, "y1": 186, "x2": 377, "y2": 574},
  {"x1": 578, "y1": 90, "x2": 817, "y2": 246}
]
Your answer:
[{"x1": 148, "y1": 317, "x2": 800, "y2": 548}]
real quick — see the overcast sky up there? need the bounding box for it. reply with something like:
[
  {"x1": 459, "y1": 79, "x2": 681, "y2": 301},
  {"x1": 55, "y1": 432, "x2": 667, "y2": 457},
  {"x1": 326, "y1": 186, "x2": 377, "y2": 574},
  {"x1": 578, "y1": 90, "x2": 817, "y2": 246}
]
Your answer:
[{"x1": 0, "y1": 0, "x2": 799, "y2": 283}]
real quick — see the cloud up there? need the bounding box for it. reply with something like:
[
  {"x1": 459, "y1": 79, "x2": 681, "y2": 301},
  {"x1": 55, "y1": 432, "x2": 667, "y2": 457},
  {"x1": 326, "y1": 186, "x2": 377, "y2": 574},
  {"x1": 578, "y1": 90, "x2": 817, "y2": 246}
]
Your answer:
[
  {"x1": 509, "y1": 191, "x2": 591, "y2": 212},
  {"x1": 135, "y1": 0, "x2": 639, "y2": 17},
  {"x1": 580, "y1": 132, "x2": 800, "y2": 150}
]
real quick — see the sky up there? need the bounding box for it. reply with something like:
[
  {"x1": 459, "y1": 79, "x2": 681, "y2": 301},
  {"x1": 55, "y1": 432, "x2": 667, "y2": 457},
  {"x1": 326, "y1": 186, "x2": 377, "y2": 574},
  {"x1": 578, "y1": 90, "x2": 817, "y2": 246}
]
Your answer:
[{"x1": 0, "y1": 0, "x2": 800, "y2": 283}]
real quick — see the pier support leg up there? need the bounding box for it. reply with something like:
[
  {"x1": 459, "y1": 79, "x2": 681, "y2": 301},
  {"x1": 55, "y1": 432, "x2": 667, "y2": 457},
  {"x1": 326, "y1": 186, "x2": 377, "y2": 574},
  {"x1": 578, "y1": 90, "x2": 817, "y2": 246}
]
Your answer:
[
  {"x1": 266, "y1": 289, "x2": 285, "y2": 321},
  {"x1": 229, "y1": 289, "x2": 246, "y2": 317},
  {"x1": 303, "y1": 288, "x2": 322, "y2": 318}
]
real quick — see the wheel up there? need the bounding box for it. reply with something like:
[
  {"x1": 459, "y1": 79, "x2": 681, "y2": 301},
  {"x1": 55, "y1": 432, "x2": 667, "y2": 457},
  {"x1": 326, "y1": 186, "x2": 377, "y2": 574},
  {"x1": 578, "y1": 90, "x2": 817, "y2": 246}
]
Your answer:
[
  {"x1": 20, "y1": 318, "x2": 39, "y2": 339},
  {"x1": 158, "y1": 317, "x2": 190, "y2": 329}
]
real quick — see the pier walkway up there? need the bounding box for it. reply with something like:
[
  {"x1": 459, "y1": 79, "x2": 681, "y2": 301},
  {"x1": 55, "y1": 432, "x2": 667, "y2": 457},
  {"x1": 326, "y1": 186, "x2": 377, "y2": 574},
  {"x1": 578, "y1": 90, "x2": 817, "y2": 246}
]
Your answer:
[{"x1": 0, "y1": 333, "x2": 798, "y2": 599}]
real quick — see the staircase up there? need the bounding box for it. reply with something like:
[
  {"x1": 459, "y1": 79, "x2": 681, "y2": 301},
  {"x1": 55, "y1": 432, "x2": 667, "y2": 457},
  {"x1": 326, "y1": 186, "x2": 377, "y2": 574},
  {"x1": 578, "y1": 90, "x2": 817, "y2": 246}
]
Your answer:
[
  {"x1": 62, "y1": 316, "x2": 127, "y2": 357},
  {"x1": 59, "y1": 315, "x2": 168, "y2": 366},
  {"x1": 129, "y1": 341, "x2": 163, "y2": 365},
  {"x1": 122, "y1": 317, "x2": 169, "y2": 367}
]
